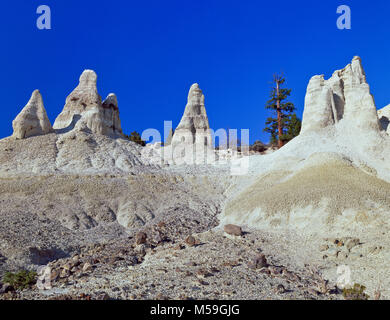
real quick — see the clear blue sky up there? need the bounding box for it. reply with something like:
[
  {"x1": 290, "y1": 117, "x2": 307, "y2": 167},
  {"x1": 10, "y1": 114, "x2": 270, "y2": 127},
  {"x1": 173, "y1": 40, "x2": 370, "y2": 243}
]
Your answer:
[{"x1": 1, "y1": 0, "x2": 390, "y2": 143}]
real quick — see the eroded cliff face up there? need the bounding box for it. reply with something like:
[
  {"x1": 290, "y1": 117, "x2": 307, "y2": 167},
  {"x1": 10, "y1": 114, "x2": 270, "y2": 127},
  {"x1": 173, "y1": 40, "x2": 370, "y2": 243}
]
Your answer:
[{"x1": 301, "y1": 56, "x2": 380, "y2": 135}]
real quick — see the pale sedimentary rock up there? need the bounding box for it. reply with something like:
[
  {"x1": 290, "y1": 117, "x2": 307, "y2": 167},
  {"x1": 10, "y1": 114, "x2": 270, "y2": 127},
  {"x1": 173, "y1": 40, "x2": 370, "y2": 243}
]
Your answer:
[
  {"x1": 12, "y1": 90, "x2": 53, "y2": 139},
  {"x1": 101, "y1": 93, "x2": 123, "y2": 136},
  {"x1": 167, "y1": 83, "x2": 215, "y2": 165},
  {"x1": 301, "y1": 56, "x2": 380, "y2": 134},
  {"x1": 378, "y1": 104, "x2": 390, "y2": 134},
  {"x1": 53, "y1": 70, "x2": 101, "y2": 130},
  {"x1": 171, "y1": 83, "x2": 212, "y2": 147},
  {"x1": 165, "y1": 129, "x2": 173, "y2": 146},
  {"x1": 300, "y1": 76, "x2": 335, "y2": 133},
  {"x1": 53, "y1": 70, "x2": 123, "y2": 137}
]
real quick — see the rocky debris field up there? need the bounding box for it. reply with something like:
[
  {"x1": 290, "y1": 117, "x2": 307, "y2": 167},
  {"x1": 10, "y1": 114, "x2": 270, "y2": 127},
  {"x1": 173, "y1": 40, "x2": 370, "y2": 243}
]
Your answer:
[
  {"x1": 0, "y1": 228, "x2": 344, "y2": 300},
  {"x1": 0, "y1": 170, "x2": 228, "y2": 276}
]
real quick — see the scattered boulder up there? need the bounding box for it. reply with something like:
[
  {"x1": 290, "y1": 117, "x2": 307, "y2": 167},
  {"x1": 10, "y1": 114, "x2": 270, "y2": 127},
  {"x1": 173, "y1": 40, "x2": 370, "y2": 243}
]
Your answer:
[
  {"x1": 134, "y1": 244, "x2": 146, "y2": 256},
  {"x1": 224, "y1": 224, "x2": 243, "y2": 237},
  {"x1": 185, "y1": 235, "x2": 197, "y2": 247},
  {"x1": 12, "y1": 90, "x2": 53, "y2": 139},
  {"x1": 151, "y1": 231, "x2": 164, "y2": 245},
  {"x1": 60, "y1": 268, "x2": 70, "y2": 278},
  {"x1": 276, "y1": 284, "x2": 286, "y2": 294},
  {"x1": 378, "y1": 104, "x2": 390, "y2": 133},
  {"x1": 253, "y1": 253, "x2": 268, "y2": 269},
  {"x1": 50, "y1": 269, "x2": 60, "y2": 282},
  {"x1": 82, "y1": 262, "x2": 92, "y2": 272},
  {"x1": 135, "y1": 232, "x2": 147, "y2": 245}
]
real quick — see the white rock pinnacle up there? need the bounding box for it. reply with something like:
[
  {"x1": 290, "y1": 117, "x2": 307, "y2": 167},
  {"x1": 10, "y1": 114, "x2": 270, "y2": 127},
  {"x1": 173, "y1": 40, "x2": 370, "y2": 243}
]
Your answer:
[
  {"x1": 171, "y1": 83, "x2": 212, "y2": 147},
  {"x1": 12, "y1": 90, "x2": 53, "y2": 139},
  {"x1": 53, "y1": 70, "x2": 123, "y2": 137},
  {"x1": 301, "y1": 56, "x2": 380, "y2": 135},
  {"x1": 53, "y1": 70, "x2": 101, "y2": 130}
]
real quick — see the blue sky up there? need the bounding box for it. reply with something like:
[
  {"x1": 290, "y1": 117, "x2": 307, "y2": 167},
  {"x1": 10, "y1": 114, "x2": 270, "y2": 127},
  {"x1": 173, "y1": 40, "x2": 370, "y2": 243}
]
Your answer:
[{"x1": 1, "y1": 0, "x2": 390, "y2": 143}]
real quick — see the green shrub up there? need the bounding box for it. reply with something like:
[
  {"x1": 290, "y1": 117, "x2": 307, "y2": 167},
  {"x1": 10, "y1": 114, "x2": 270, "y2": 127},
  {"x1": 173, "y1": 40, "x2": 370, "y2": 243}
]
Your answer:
[
  {"x1": 342, "y1": 283, "x2": 369, "y2": 300},
  {"x1": 125, "y1": 131, "x2": 146, "y2": 146},
  {"x1": 2, "y1": 270, "x2": 37, "y2": 290}
]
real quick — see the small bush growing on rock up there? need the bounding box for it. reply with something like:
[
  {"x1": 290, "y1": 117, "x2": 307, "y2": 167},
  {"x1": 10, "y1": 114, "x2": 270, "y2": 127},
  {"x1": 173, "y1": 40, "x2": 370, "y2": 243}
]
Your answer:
[
  {"x1": 125, "y1": 131, "x2": 146, "y2": 146},
  {"x1": 250, "y1": 140, "x2": 267, "y2": 153},
  {"x1": 342, "y1": 283, "x2": 369, "y2": 300},
  {"x1": 2, "y1": 270, "x2": 37, "y2": 290}
]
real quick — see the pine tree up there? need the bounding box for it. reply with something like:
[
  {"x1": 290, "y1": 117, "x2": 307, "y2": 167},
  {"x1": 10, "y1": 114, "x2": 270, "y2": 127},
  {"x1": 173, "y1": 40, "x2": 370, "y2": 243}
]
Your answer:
[
  {"x1": 284, "y1": 113, "x2": 301, "y2": 143},
  {"x1": 264, "y1": 74, "x2": 296, "y2": 148}
]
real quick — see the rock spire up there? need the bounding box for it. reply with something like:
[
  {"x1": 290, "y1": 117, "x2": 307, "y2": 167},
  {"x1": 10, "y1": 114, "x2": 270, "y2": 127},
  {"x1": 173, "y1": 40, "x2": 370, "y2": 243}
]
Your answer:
[{"x1": 12, "y1": 90, "x2": 53, "y2": 139}]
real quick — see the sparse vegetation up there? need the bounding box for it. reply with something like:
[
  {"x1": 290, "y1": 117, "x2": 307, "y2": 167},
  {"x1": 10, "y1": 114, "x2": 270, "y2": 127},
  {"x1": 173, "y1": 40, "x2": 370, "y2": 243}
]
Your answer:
[
  {"x1": 342, "y1": 283, "x2": 369, "y2": 300},
  {"x1": 2, "y1": 270, "x2": 37, "y2": 290},
  {"x1": 250, "y1": 140, "x2": 267, "y2": 153},
  {"x1": 264, "y1": 75, "x2": 299, "y2": 147},
  {"x1": 125, "y1": 131, "x2": 146, "y2": 146},
  {"x1": 283, "y1": 113, "x2": 301, "y2": 143}
]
